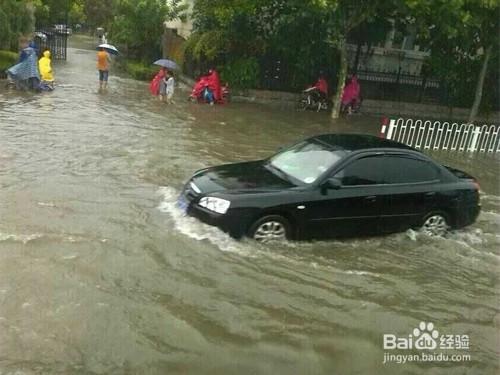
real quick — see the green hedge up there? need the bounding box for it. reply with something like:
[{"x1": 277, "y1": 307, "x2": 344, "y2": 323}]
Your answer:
[
  {"x1": 124, "y1": 61, "x2": 158, "y2": 81},
  {"x1": 220, "y1": 58, "x2": 260, "y2": 89},
  {"x1": 0, "y1": 50, "x2": 17, "y2": 75}
]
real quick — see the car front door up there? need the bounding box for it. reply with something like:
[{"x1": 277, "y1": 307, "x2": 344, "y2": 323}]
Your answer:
[
  {"x1": 302, "y1": 154, "x2": 388, "y2": 239},
  {"x1": 379, "y1": 154, "x2": 442, "y2": 233}
]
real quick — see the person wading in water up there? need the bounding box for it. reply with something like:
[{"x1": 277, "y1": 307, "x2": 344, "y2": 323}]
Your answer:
[{"x1": 96, "y1": 47, "x2": 110, "y2": 90}]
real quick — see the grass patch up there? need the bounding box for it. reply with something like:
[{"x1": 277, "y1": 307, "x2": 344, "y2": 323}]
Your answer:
[{"x1": 0, "y1": 50, "x2": 18, "y2": 77}]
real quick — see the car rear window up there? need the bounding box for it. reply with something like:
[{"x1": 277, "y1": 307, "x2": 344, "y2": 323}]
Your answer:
[{"x1": 383, "y1": 156, "x2": 439, "y2": 184}]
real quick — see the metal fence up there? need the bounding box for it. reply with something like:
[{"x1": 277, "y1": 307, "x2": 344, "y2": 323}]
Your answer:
[
  {"x1": 380, "y1": 118, "x2": 500, "y2": 153},
  {"x1": 34, "y1": 29, "x2": 68, "y2": 60},
  {"x1": 356, "y1": 70, "x2": 439, "y2": 88},
  {"x1": 356, "y1": 69, "x2": 443, "y2": 104},
  {"x1": 255, "y1": 60, "x2": 444, "y2": 104}
]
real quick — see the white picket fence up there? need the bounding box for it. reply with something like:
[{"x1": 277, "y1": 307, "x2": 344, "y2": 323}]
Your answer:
[{"x1": 380, "y1": 118, "x2": 500, "y2": 153}]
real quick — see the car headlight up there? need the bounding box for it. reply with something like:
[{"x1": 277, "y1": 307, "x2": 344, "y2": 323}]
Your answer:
[{"x1": 198, "y1": 197, "x2": 231, "y2": 214}]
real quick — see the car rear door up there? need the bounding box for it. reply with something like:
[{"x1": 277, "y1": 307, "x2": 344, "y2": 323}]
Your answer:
[
  {"x1": 302, "y1": 154, "x2": 387, "y2": 239},
  {"x1": 379, "y1": 154, "x2": 442, "y2": 233}
]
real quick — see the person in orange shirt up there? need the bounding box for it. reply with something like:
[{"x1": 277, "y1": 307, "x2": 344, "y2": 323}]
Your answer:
[{"x1": 96, "y1": 48, "x2": 111, "y2": 89}]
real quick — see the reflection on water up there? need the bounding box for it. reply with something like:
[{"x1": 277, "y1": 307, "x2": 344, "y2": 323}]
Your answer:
[{"x1": 0, "y1": 37, "x2": 498, "y2": 374}]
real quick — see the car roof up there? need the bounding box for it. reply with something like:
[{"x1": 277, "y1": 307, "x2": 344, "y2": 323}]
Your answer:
[{"x1": 309, "y1": 133, "x2": 417, "y2": 152}]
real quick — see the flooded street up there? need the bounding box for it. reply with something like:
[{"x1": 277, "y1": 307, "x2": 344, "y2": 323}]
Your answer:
[{"x1": 0, "y1": 38, "x2": 499, "y2": 375}]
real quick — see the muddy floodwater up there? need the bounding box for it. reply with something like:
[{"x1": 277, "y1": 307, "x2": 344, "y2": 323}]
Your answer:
[{"x1": 0, "y1": 37, "x2": 499, "y2": 374}]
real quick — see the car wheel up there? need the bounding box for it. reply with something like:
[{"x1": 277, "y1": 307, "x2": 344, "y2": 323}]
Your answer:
[
  {"x1": 420, "y1": 212, "x2": 449, "y2": 237},
  {"x1": 248, "y1": 215, "x2": 291, "y2": 242}
]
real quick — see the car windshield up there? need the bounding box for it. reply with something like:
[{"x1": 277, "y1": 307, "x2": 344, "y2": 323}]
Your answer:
[{"x1": 267, "y1": 140, "x2": 346, "y2": 184}]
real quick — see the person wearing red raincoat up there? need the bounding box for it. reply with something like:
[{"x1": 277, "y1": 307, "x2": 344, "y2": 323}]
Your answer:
[
  {"x1": 341, "y1": 75, "x2": 361, "y2": 114},
  {"x1": 149, "y1": 68, "x2": 166, "y2": 97},
  {"x1": 313, "y1": 76, "x2": 328, "y2": 97},
  {"x1": 190, "y1": 74, "x2": 209, "y2": 101},
  {"x1": 302, "y1": 75, "x2": 329, "y2": 105},
  {"x1": 207, "y1": 69, "x2": 222, "y2": 103},
  {"x1": 190, "y1": 69, "x2": 223, "y2": 104}
]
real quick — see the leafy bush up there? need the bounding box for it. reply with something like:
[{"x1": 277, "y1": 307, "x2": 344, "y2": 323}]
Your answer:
[
  {"x1": 220, "y1": 58, "x2": 259, "y2": 89},
  {"x1": 125, "y1": 61, "x2": 158, "y2": 81},
  {"x1": 0, "y1": 50, "x2": 18, "y2": 75},
  {"x1": 0, "y1": 1, "x2": 33, "y2": 51}
]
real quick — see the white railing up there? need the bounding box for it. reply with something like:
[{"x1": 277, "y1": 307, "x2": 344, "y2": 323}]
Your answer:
[{"x1": 379, "y1": 118, "x2": 500, "y2": 153}]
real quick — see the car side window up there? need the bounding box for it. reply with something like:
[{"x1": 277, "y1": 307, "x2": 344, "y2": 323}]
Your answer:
[
  {"x1": 333, "y1": 156, "x2": 386, "y2": 186},
  {"x1": 383, "y1": 156, "x2": 439, "y2": 184}
]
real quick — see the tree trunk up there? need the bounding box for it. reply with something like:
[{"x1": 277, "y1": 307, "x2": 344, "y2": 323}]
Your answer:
[
  {"x1": 331, "y1": 38, "x2": 348, "y2": 119},
  {"x1": 468, "y1": 45, "x2": 492, "y2": 124}
]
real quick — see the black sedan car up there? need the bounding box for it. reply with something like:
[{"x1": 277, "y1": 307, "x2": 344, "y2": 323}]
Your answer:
[{"x1": 177, "y1": 134, "x2": 480, "y2": 242}]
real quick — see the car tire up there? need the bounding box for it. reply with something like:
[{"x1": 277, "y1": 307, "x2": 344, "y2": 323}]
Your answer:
[
  {"x1": 248, "y1": 215, "x2": 291, "y2": 242},
  {"x1": 420, "y1": 211, "x2": 449, "y2": 237}
]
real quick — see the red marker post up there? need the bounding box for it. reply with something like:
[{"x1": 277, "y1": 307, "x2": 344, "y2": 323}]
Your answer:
[{"x1": 379, "y1": 117, "x2": 389, "y2": 138}]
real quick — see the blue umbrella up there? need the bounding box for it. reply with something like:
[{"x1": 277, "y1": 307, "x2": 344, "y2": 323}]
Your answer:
[
  {"x1": 153, "y1": 59, "x2": 179, "y2": 70},
  {"x1": 97, "y1": 43, "x2": 119, "y2": 55}
]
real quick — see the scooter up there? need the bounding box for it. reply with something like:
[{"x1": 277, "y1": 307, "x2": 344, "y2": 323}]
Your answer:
[
  {"x1": 189, "y1": 85, "x2": 230, "y2": 104},
  {"x1": 298, "y1": 88, "x2": 328, "y2": 112}
]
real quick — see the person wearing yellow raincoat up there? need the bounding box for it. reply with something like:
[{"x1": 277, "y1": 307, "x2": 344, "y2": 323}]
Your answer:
[{"x1": 38, "y1": 50, "x2": 54, "y2": 90}]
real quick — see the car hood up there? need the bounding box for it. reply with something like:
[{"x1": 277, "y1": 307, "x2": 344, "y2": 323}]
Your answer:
[{"x1": 191, "y1": 160, "x2": 295, "y2": 194}]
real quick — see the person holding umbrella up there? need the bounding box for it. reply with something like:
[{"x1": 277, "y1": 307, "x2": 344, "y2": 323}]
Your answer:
[
  {"x1": 97, "y1": 47, "x2": 111, "y2": 90},
  {"x1": 152, "y1": 59, "x2": 179, "y2": 103},
  {"x1": 149, "y1": 68, "x2": 175, "y2": 103},
  {"x1": 96, "y1": 44, "x2": 118, "y2": 90}
]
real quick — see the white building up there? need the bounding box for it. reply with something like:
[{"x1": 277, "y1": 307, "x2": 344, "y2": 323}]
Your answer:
[
  {"x1": 349, "y1": 26, "x2": 430, "y2": 77},
  {"x1": 164, "y1": 0, "x2": 194, "y2": 40}
]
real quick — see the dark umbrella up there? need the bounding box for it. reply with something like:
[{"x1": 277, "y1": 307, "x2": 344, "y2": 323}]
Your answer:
[
  {"x1": 153, "y1": 59, "x2": 179, "y2": 70},
  {"x1": 96, "y1": 43, "x2": 119, "y2": 55}
]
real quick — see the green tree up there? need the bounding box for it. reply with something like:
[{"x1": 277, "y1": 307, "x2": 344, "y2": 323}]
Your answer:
[
  {"x1": 33, "y1": 0, "x2": 51, "y2": 27},
  {"x1": 188, "y1": 0, "x2": 335, "y2": 90},
  {"x1": 313, "y1": 0, "x2": 396, "y2": 118},
  {"x1": 109, "y1": 0, "x2": 183, "y2": 63},
  {"x1": 188, "y1": 0, "x2": 499, "y2": 117},
  {"x1": 0, "y1": 0, "x2": 34, "y2": 50},
  {"x1": 188, "y1": 0, "x2": 397, "y2": 105},
  {"x1": 83, "y1": 0, "x2": 116, "y2": 30},
  {"x1": 69, "y1": 0, "x2": 86, "y2": 26},
  {"x1": 34, "y1": 0, "x2": 74, "y2": 26},
  {"x1": 404, "y1": 0, "x2": 499, "y2": 120}
]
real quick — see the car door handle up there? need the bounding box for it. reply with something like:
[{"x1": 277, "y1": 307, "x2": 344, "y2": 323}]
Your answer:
[
  {"x1": 364, "y1": 195, "x2": 377, "y2": 202},
  {"x1": 425, "y1": 192, "x2": 437, "y2": 197}
]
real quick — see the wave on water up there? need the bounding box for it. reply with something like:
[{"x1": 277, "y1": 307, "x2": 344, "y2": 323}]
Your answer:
[
  {"x1": 156, "y1": 186, "x2": 385, "y2": 278},
  {"x1": 156, "y1": 186, "x2": 258, "y2": 256},
  {"x1": 0, "y1": 232, "x2": 107, "y2": 245},
  {"x1": 0, "y1": 232, "x2": 45, "y2": 244},
  {"x1": 156, "y1": 186, "x2": 500, "y2": 267},
  {"x1": 481, "y1": 194, "x2": 500, "y2": 202}
]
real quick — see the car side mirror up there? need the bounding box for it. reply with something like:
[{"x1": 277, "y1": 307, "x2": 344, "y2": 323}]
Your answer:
[{"x1": 323, "y1": 177, "x2": 342, "y2": 190}]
